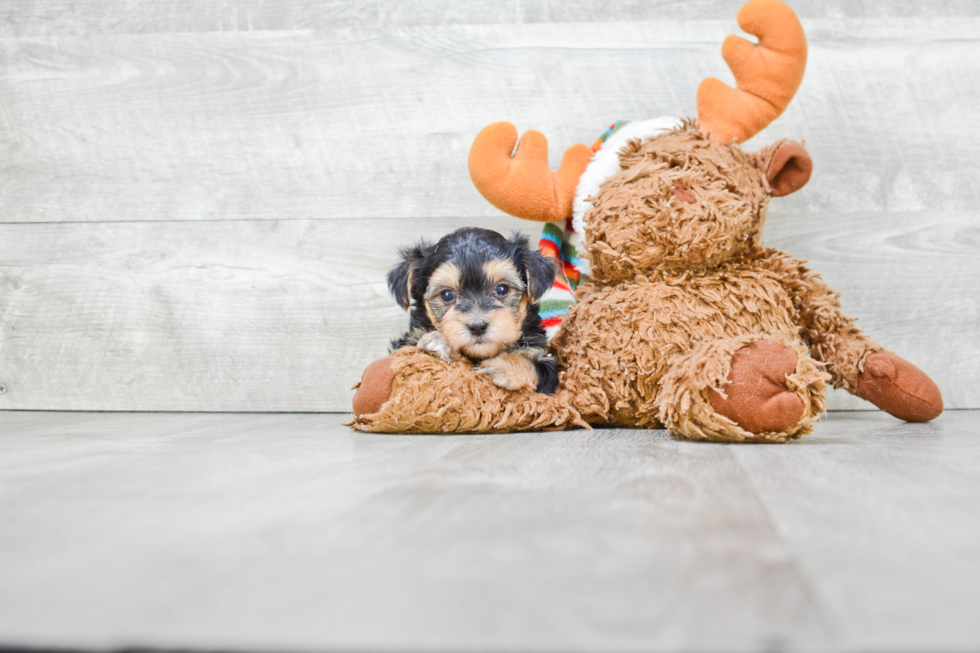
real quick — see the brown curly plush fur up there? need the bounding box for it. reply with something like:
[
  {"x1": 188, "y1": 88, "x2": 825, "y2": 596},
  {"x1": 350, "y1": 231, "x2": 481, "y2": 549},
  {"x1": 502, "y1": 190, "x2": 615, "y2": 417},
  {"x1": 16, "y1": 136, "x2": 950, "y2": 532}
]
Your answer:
[
  {"x1": 550, "y1": 247, "x2": 841, "y2": 441},
  {"x1": 351, "y1": 347, "x2": 588, "y2": 434},
  {"x1": 350, "y1": 122, "x2": 940, "y2": 441},
  {"x1": 585, "y1": 125, "x2": 770, "y2": 282}
]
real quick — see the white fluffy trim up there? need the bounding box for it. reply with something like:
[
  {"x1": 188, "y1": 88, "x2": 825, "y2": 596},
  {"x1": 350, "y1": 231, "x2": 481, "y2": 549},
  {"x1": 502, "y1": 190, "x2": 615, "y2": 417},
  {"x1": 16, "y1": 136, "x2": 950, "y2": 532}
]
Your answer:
[{"x1": 571, "y1": 117, "x2": 683, "y2": 271}]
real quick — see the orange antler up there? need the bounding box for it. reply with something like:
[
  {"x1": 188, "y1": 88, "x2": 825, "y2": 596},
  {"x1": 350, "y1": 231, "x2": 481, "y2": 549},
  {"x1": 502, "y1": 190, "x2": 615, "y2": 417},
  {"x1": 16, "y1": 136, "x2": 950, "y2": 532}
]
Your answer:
[
  {"x1": 468, "y1": 122, "x2": 593, "y2": 223},
  {"x1": 697, "y1": 0, "x2": 807, "y2": 144}
]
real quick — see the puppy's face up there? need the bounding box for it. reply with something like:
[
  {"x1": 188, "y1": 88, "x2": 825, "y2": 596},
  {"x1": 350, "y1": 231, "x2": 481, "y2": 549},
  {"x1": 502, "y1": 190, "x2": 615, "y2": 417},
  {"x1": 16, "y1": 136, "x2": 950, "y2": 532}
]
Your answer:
[
  {"x1": 388, "y1": 228, "x2": 556, "y2": 360},
  {"x1": 424, "y1": 257, "x2": 528, "y2": 359}
]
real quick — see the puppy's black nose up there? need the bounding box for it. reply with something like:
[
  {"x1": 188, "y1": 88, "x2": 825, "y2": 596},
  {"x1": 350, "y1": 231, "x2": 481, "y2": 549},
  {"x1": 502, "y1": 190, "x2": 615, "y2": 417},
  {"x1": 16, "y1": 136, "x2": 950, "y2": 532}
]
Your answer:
[{"x1": 467, "y1": 319, "x2": 490, "y2": 337}]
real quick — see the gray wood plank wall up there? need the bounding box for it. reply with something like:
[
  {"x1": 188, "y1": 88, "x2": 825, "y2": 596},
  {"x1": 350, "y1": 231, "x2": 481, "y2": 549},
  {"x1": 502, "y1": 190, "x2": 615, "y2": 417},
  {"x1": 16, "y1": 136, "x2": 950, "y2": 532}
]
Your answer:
[{"x1": 1, "y1": 1, "x2": 978, "y2": 412}]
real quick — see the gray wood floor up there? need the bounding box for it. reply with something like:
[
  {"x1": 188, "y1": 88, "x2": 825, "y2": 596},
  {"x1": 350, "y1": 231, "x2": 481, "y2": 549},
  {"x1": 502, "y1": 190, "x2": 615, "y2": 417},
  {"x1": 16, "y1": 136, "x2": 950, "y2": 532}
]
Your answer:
[{"x1": 2, "y1": 410, "x2": 978, "y2": 652}]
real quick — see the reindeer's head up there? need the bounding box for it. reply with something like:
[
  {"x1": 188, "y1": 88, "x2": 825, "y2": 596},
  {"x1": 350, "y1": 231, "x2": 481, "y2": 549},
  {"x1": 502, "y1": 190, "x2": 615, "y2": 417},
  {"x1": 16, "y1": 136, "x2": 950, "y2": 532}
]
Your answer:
[{"x1": 468, "y1": 0, "x2": 812, "y2": 282}]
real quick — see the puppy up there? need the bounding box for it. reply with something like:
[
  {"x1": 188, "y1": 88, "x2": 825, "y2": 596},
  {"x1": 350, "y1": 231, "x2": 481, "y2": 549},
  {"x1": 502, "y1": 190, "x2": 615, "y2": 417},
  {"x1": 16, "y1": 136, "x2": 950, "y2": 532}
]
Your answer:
[{"x1": 387, "y1": 227, "x2": 559, "y2": 394}]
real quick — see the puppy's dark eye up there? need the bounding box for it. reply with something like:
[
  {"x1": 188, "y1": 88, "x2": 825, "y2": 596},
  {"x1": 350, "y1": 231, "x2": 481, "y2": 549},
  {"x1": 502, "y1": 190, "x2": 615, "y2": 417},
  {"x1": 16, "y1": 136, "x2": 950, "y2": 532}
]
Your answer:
[
  {"x1": 440, "y1": 289, "x2": 455, "y2": 302},
  {"x1": 495, "y1": 284, "x2": 509, "y2": 297}
]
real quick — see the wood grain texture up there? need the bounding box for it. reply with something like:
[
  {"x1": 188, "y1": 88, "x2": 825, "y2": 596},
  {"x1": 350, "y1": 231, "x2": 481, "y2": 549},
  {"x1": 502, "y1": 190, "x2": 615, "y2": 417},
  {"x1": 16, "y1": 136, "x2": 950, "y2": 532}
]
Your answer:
[
  {"x1": 0, "y1": 211, "x2": 974, "y2": 411},
  {"x1": 1, "y1": 21, "x2": 979, "y2": 223},
  {"x1": 730, "y1": 412, "x2": 980, "y2": 649},
  {"x1": 2, "y1": 0, "x2": 978, "y2": 36},
  {"x1": 1, "y1": 8, "x2": 978, "y2": 411},
  {"x1": 0, "y1": 217, "x2": 516, "y2": 411},
  {"x1": 1, "y1": 410, "x2": 978, "y2": 651}
]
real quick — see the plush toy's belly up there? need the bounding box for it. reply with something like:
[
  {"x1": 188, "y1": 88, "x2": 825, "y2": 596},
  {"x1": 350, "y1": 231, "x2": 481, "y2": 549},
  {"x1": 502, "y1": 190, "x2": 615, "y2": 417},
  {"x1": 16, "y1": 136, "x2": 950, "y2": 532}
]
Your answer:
[{"x1": 552, "y1": 266, "x2": 802, "y2": 425}]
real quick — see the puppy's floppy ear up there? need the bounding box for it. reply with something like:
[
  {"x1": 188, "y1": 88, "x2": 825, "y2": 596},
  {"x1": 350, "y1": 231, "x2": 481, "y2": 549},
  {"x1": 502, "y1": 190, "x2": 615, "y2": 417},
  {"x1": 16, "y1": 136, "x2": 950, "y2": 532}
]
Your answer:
[
  {"x1": 509, "y1": 232, "x2": 556, "y2": 302},
  {"x1": 387, "y1": 240, "x2": 434, "y2": 310}
]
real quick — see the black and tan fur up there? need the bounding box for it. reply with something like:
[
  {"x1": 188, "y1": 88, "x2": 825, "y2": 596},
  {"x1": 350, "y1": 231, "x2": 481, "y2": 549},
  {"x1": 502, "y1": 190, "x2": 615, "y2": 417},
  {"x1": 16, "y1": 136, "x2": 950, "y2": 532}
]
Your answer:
[{"x1": 387, "y1": 227, "x2": 558, "y2": 394}]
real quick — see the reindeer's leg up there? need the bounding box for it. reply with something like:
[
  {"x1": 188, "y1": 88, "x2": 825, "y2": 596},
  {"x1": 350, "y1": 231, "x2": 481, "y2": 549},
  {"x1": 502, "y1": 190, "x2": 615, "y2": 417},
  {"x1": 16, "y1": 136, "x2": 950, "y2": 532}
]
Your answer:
[
  {"x1": 349, "y1": 349, "x2": 585, "y2": 434},
  {"x1": 658, "y1": 334, "x2": 828, "y2": 443}
]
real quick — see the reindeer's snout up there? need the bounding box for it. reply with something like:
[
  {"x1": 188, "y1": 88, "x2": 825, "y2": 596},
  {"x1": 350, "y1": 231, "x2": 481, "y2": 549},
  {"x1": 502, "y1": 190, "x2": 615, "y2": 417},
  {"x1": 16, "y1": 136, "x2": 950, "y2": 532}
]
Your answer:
[{"x1": 671, "y1": 181, "x2": 696, "y2": 204}]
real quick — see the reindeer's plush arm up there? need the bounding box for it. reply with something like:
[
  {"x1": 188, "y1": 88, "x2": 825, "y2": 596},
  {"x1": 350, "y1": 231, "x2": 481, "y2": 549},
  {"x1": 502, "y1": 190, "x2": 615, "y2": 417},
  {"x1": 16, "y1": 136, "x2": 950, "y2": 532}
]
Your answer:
[{"x1": 767, "y1": 253, "x2": 943, "y2": 422}]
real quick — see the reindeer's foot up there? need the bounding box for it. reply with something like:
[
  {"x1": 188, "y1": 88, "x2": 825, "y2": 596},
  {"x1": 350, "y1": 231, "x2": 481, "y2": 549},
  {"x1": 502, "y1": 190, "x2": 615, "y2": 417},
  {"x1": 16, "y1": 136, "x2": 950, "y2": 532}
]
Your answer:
[
  {"x1": 659, "y1": 335, "x2": 829, "y2": 443},
  {"x1": 858, "y1": 352, "x2": 943, "y2": 422},
  {"x1": 709, "y1": 339, "x2": 806, "y2": 434},
  {"x1": 351, "y1": 356, "x2": 395, "y2": 419}
]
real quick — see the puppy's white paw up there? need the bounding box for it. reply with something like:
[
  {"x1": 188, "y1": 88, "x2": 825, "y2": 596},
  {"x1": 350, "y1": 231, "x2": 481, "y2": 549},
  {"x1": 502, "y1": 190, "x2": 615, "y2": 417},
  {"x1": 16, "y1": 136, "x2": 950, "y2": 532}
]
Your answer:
[
  {"x1": 416, "y1": 331, "x2": 453, "y2": 361},
  {"x1": 477, "y1": 353, "x2": 537, "y2": 392}
]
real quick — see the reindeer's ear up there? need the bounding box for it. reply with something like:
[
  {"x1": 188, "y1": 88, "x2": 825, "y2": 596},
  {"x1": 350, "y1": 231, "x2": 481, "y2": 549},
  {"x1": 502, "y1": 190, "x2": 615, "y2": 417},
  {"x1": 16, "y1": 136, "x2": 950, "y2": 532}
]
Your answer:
[
  {"x1": 509, "y1": 232, "x2": 556, "y2": 302},
  {"x1": 764, "y1": 140, "x2": 812, "y2": 197},
  {"x1": 387, "y1": 241, "x2": 434, "y2": 310}
]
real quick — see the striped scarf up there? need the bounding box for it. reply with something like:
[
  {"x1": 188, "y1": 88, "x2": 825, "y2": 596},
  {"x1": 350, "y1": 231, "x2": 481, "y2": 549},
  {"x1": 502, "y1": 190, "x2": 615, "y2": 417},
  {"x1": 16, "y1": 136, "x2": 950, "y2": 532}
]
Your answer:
[
  {"x1": 536, "y1": 218, "x2": 587, "y2": 342},
  {"x1": 535, "y1": 121, "x2": 633, "y2": 342}
]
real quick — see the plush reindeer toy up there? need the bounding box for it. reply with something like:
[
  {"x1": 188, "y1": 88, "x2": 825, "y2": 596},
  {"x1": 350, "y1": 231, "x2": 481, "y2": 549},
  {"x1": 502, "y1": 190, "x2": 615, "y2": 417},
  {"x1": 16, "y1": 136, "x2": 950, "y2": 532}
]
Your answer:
[{"x1": 351, "y1": 0, "x2": 943, "y2": 442}]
